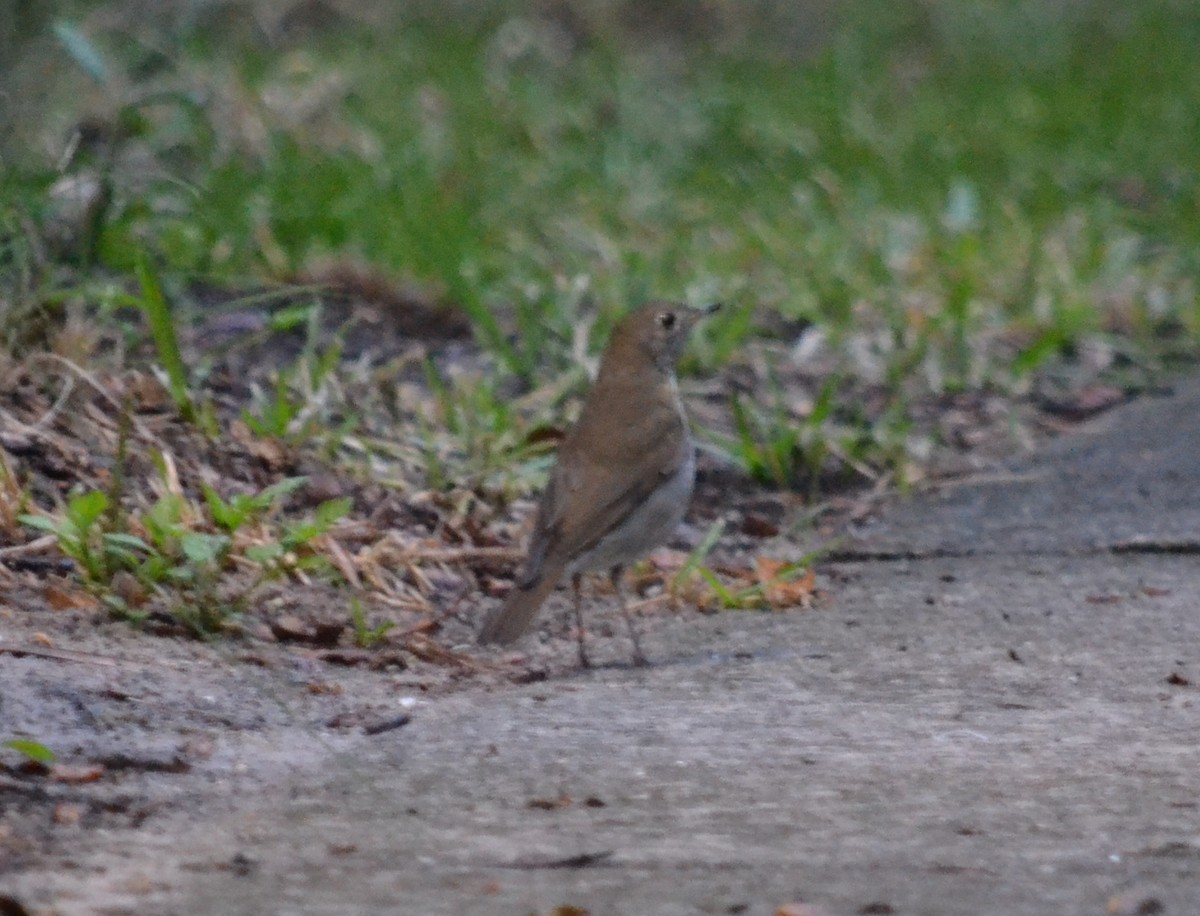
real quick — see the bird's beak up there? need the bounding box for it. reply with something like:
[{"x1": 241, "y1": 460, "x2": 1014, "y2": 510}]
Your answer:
[{"x1": 681, "y1": 302, "x2": 720, "y2": 331}]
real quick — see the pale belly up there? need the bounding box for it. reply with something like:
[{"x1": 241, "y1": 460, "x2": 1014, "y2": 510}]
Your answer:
[{"x1": 567, "y1": 448, "x2": 696, "y2": 575}]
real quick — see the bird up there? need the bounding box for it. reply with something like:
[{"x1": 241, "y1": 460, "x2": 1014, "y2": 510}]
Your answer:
[{"x1": 478, "y1": 301, "x2": 719, "y2": 666}]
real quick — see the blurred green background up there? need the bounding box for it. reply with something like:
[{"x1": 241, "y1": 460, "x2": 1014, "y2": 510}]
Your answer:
[{"x1": 2, "y1": 0, "x2": 1199, "y2": 489}]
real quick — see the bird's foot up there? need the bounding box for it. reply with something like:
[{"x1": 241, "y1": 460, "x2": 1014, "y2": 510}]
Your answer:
[{"x1": 576, "y1": 638, "x2": 592, "y2": 669}]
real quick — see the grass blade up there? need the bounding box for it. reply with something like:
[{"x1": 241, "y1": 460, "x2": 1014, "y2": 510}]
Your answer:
[{"x1": 135, "y1": 253, "x2": 196, "y2": 424}]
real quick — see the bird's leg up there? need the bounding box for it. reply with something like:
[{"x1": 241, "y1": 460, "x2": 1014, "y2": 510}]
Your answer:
[
  {"x1": 611, "y1": 565, "x2": 647, "y2": 666},
  {"x1": 572, "y1": 573, "x2": 590, "y2": 668}
]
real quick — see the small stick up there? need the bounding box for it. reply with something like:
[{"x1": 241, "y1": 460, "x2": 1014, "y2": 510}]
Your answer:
[{"x1": 0, "y1": 645, "x2": 119, "y2": 666}]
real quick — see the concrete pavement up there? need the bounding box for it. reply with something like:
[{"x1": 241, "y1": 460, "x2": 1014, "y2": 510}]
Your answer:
[{"x1": 7, "y1": 377, "x2": 1200, "y2": 915}]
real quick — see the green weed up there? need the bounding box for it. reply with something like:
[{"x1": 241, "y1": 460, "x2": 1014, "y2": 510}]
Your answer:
[
  {"x1": 20, "y1": 490, "x2": 147, "y2": 585},
  {"x1": 413, "y1": 358, "x2": 560, "y2": 492},
  {"x1": 21, "y1": 472, "x2": 351, "y2": 638},
  {"x1": 349, "y1": 596, "x2": 394, "y2": 649},
  {"x1": 670, "y1": 519, "x2": 726, "y2": 595},
  {"x1": 135, "y1": 253, "x2": 199, "y2": 423}
]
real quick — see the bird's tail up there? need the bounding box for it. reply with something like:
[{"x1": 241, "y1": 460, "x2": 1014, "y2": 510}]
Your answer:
[{"x1": 478, "y1": 568, "x2": 562, "y2": 645}]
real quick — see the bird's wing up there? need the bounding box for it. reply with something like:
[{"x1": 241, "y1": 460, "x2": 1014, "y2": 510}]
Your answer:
[{"x1": 524, "y1": 423, "x2": 689, "y2": 578}]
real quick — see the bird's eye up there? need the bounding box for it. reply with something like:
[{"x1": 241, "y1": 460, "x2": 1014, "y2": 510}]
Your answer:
[{"x1": 657, "y1": 311, "x2": 677, "y2": 330}]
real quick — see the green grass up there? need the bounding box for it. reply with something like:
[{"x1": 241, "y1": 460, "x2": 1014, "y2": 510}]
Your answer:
[
  {"x1": 20, "y1": 468, "x2": 350, "y2": 637},
  {"x1": 3, "y1": 0, "x2": 1199, "y2": 493}
]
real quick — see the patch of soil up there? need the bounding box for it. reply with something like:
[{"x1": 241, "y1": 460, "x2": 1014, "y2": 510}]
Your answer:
[{"x1": 191, "y1": 259, "x2": 472, "y2": 382}]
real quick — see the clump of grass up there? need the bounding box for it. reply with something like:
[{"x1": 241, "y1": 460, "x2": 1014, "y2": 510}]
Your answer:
[
  {"x1": 0, "y1": 186, "x2": 65, "y2": 356},
  {"x1": 349, "y1": 596, "x2": 394, "y2": 649},
  {"x1": 20, "y1": 490, "x2": 139, "y2": 586},
  {"x1": 134, "y1": 253, "x2": 204, "y2": 426},
  {"x1": 20, "y1": 470, "x2": 351, "y2": 637},
  {"x1": 667, "y1": 520, "x2": 825, "y2": 612},
  {"x1": 0, "y1": 450, "x2": 30, "y2": 542},
  {"x1": 414, "y1": 358, "x2": 559, "y2": 491},
  {"x1": 239, "y1": 306, "x2": 362, "y2": 456}
]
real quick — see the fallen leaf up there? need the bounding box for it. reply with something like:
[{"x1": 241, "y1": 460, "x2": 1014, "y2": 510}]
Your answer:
[
  {"x1": 110, "y1": 571, "x2": 148, "y2": 608},
  {"x1": 43, "y1": 584, "x2": 100, "y2": 611},
  {"x1": 269, "y1": 615, "x2": 309, "y2": 641},
  {"x1": 756, "y1": 559, "x2": 817, "y2": 610},
  {"x1": 120, "y1": 876, "x2": 156, "y2": 896},
  {"x1": 1070, "y1": 384, "x2": 1126, "y2": 417},
  {"x1": 646, "y1": 547, "x2": 690, "y2": 573},
  {"x1": 740, "y1": 512, "x2": 780, "y2": 538},
  {"x1": 524, "y1": 425, "x2": 565, "y2": 448},
  {"x1": 1040, "y1": 384, "x2": 1125, "y2": 420},
  {"x1": 230, "y1": 419, "x2": 289, "y2": 468},
  {"x1": 325, "y1": 711, "x2": 364, "y2": 730},
  {"x1": 527, "y1": 792, "x2": 572, "y2": 810},
  {"x1": 318, "y1": 648, "x2": 408, "y2": 670},
  {"x1": 53, "y1": 803, "x2": 84, "y2": 826},
  {"x1": 236, "y1": 652, "x2": 275, "y2": 667},
  {"x1": 124, "y1": 372, "x2": 172, "y2": 412},
  {"x1": 16, "y1": 759, "x2": 50, "y2": 776},
  {"x1": 50, "y1": 763, "x2": 104, "y2": 784},
  {"x1": 316, "y1": 648, "x2": 373, "y2": 666},
  {"x1": 269, "y1": 614, "x2": 346, "y2": 647},
  {"x1": 776, "y1": 904, "x2": 831, "y2": 916},
  {"x1": 180, "y1": 737, "x2": 215, "y2": 761},
  {"x1": 1107, "y1": 893, "x2": 1165, "y2": 915}
]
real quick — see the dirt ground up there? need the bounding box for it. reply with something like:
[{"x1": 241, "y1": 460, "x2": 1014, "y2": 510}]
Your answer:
[{"x1": 3, "y1": 377, "x2": 1200, "y2": 915}]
